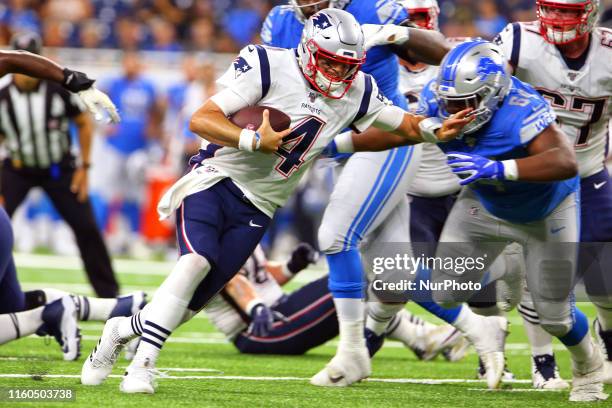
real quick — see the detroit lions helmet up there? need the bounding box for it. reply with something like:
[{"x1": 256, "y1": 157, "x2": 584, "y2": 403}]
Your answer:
[
  {"x1": 435, "y1": 40, "x2": 511, "y2": 134},
  {"x1": 399, "y1": 0, "x2": 440, "y2": 31},
  {"x1": 287, "y1": 0, "x2": 352, "y2": 23},
  {"x1": 536, "y1": 0, "x2": 600, "y2": 44},
  {"x1": 297, "y1": 9, "x2": 366, "y2": 99}
]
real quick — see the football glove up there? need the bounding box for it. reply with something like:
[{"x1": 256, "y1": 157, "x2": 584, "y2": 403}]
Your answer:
[
  {"x1": 78, "y1": 87, "x2": 121, "y2": 124},
  {"x1": 248, "y1": 303, "x2": 288, "y2": 337},
  {"x1": 287, "y1": 243, "x2": 319, "y2": 275},
  {"x1": 362, "y1": 24, "x2": 410, "y2": 51},
  {"x1": 447, "y1": 152, "x2": 505, "y2": 186}
]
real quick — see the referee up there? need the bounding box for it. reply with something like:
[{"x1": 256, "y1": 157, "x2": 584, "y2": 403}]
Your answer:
[{"x1": 0, "y1": 33, "x2": 119, "y2": 298}]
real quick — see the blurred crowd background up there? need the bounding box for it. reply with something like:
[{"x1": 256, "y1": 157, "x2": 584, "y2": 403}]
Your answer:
[{"x1": 0, "y1": 0, "x2": 611, "y2": 260}]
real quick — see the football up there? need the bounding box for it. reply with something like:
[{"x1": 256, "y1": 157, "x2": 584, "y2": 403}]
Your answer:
[{"x1": 229, "y1": 105, "x2": 291, "y2": 132}]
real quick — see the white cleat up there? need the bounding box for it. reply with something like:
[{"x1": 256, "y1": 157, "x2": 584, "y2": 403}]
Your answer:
[
  {"x1": 464, "y1": 315, "x2": 508, "y2": 389},
  {"x1": 39, "y1": 295, "x2": 81, "y2": 361},
  {"x1": 593, "y1": 318, "x2": 612, "y2": 384},
  {"x1": 124, "y1": 337, "x2": 141, "y2": 361},
  {"x1": 531, "y1": 354, "x2": 569, "y2": 390},
  {"x1": 569, "y1": 345, "x2": 609, "y2": 402},
  {"x1": 310, "y1": 347, "x2": 371, "y2": 387},
  {"x1": 120, "y1": 358, "x2": 157, "y2": 394},
  {"x1": 81, "y1": 317, "x2": 128, "y2": 385},
  {"x1": 442, "y1": 333, "x2": 471, "y2": 362},
  {"x1": 417, "y1": 325, "x2": 468, "y2": 362}
]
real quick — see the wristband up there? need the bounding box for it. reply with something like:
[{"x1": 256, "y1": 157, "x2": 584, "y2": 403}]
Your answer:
[
  {"x1": 246, "y1": 299, "x2": 265, "y2": 315},
  {"x1": 334, "y1": 131, "x2": 355, "y2": 153},
  {"x1": 418, "y1": 117, "x2": 443, "y2": 143},
  {"x1": 238, "y1": 129, "x2": 261, "y2": 152},
  {"x1": 501, "y1": 159, "x2": 518, "y2": 181},
  {"x1": 62, "y1": 68, "x2": 95, "y2": 93}
]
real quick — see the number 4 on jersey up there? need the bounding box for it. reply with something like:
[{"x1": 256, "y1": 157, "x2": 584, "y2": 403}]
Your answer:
[{"x1": 275, "y1": 116, "x2": 326, "y2": 177}]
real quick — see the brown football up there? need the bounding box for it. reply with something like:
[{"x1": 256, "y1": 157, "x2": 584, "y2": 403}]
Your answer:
[{"x1": 229, "y1": 106, "x2": 291, "y2": 132}]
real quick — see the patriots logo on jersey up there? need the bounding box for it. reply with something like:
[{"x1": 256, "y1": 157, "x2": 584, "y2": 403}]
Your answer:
[
  {"x1": 233, "y1": 56, "x2": 253, "y2": 78},
  {"x1": 311, "y1": 13, "x2": 332, "y2": 30},
  {"x1": 477, "y1": 57, "x2": 505, "y2": 81}
]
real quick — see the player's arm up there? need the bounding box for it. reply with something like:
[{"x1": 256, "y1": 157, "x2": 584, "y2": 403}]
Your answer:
[
  {"x1": 225, "y1": 272, "x2": 261, "y2": 313},
  {"x1": 266, "y1": 243, "x2": 318, "y2": 286},
  {"x1": 0, "y1": 51, "x2": 119, "y2": 123},
  {"x1": 71, "y1": 112, "x2": 93, "y2": 202},
  {"x1": 189, "y1": 99, "x2": 291, "y2": 153},
  {"x1": 362, "y1": 25, "x2": 450, "y2": 65}
]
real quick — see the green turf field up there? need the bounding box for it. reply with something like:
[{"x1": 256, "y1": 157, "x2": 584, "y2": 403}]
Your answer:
[{"x1": 1, "y1": 253, "x2": 609, "y2": 407}]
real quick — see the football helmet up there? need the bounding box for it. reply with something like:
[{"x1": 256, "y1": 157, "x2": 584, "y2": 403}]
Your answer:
[
  {"x1": 297, "y1": 9, "x2": 366, "y2": 99},
  {"x1": 435, "y1": 40, "x2": 511, "y2": 134},
  {"x1": 287, "y1": 0, "x2": 351, "y2": 23},
  {"x1": 399, "y1": 0, "x2": 440, "y2": 31},
  {"x1": 536, "y1": 0, "x2": 600, "y2": 44}
]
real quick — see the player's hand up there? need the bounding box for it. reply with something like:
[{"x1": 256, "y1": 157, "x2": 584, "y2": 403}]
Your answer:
[
  {"x1": 436, "y1": 109, "x2": 475, "y2": 142},
  {"x1": 362, "y1": 24, "x2": 410, "y2": 50},
  {"x1": 447, "y1": 152, "x2": 504, "y2": 185},
  {"x1": 287, "y1": 243, "x2": 319, "y2": 275},
  {"x1": 78, "y1": 87, "x2": 121, "y2": 124},
  {"x1": 248, "y1": 303, "x2": 288, "y2": 337},
  {"x1": 257, "y1": 109, "x2": 292, "y2": 153},
  {"x1": 70, "y1": 166, "x2": 89, "y2": 202}
]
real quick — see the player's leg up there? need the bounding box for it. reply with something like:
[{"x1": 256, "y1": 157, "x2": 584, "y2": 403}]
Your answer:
[
  {"x1": 234, "y1": 276, "x2": 337, "y2": 354},
  {"x1": 524, "y1": 193, "x2": 607, "y2": 401},
  {"x1": 43, "y1": 169, "x2": 119, "y2": 298},
  {"x1": 314, "y1": 146, "x2": 421, "y2": 387},
  {"x1": 579, "y1": 169, "x2": 612, "y2": 383}
]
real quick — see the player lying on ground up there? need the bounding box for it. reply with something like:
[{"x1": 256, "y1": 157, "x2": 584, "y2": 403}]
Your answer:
[
  {"x1": 494, "y1": 0, "x2": 612, "y2": 386},
  {"x1": 204, "y1": 243, "x2": 467, "y2": 360},
  {"x1": 0, "y1": 46, "x2": 122, "y2": 360},
  {"x1": 81, "y1": 9, "x2": 473, "y2": 394}
]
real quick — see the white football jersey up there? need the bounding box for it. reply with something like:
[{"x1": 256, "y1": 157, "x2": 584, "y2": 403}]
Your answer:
[
  {"x1": 398, "y1": 64, "x2": 460, "y2": 197},
  {"x1": 496, "y1": 22, "x2": 612, "y2": 178},
  {"x1": 204, "y1": 245, "x2": 284, "y2": 340},
  {"x1": 157, "y1": 45, "x2": 389, "y2": 219}
]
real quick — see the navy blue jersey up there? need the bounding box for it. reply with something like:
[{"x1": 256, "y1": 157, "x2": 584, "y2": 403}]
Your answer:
[
  {"x1": 261, "y1": 0, "x2": 408, "y2": 108},
  {"x1": 418, "y1": 76, "x2": 579, "y2": 223}
]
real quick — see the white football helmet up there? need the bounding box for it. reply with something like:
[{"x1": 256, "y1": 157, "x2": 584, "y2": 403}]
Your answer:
[
  {"x1": 435, "y1": 40, "x2": 511, "y2": 134},
  {"x1": 297, "y1": 9, "x2": 366, "y2": 99},
  {"x1": 536, "y1": 0, "x2": 600, "y2": 44},
  {"x1": 399, "y1": 0, "x2": 440, "y2": 31},
  {"x1": 287, "y1": 0, "x2": 352, "y2": 23}
]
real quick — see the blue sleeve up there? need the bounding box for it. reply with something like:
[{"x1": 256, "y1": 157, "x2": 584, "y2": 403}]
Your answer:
[
  {"x1": 261, "y1": 6, "x2": 280, "y2": 46},
  {"x1": 415, "y1": 79, "x2": 438, "y2": 117},
  {"x1": 374, "y1": 0, "x2": 409, "y2": 24}
]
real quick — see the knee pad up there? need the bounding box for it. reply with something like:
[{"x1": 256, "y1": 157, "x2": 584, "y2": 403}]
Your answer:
[
  {"x1": 318, "y1": 223, "x2": 349, "y2": 254},
  {"x1": 540, "y1": 321, "x2": 572, "y2": 338}
]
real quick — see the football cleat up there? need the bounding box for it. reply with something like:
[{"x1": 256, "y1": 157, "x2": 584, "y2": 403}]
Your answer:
[
  {"x1": 81, "y1": 317, "x2": 128, "y2": 385},
  {"x1": 415, "y1": 325, "x2": 468, "y2": 361},
  {"x1": 593, "y1": 318, "x2": 612, "y2": 384},
  {"x1": 110, "y1": 291, "x2": 147, "y2": 318},
  {"x1": 464, "y1": 315, "x2": 508, "y2": 389},
  {"x1": 441, "y1": 332, "x2": 471, "y2": 362},
  {"x1": 478, "y1": 357, "x2": 515, "y2": 382},
  {"x1": 365, "y1": 328, "x2": 385, "y2": 357},
  {"x1": 569, "y1": 342, "x2": 609, "y2": 402},
  {"x1": 531, "y1": 354, "x2": 569, "y2": 389},
  {"x1": 120, "y1": 357, "x2": 158, "y2": 394},
  {"x1": 124, "y1": 337, "x2": 141, "y2": 361},
  {"x1": 310, "y1": 347, "x2": 371, "y2": 387},
  {"x1": 37, "y1": 295, "x2": 81, "y2": 361}
]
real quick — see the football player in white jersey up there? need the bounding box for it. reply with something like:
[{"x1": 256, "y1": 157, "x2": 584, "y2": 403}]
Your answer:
[
  {"x1": 81, "y1": 9, "x2": 472, "y2": 394},
  {"x1": 495, "y1": 0, "x2": 612, "y2": 386}
]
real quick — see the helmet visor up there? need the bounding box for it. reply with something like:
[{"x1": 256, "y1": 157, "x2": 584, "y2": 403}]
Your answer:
[{"x1": 439, "y1": 94, "x2": 482, "y2": 116}]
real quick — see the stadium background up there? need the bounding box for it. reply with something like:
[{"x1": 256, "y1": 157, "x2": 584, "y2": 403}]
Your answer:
[{"x1": 1, "y1": 0, "x2": 611, "y2": 261}]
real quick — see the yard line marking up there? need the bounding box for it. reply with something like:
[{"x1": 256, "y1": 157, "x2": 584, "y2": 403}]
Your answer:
[
  {"x1": 0, "y1": 373, "x2": 535, "y2": 385},
  {"x1": 467, "y1": 388, "x2": 564, "y2": 393}
]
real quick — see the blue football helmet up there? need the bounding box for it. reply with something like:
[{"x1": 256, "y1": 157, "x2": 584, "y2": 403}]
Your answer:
[
  {"x1": 435, "y1": 40, "x2": 511, "y2": 134},
  {"x1": 286, "y1": 0, "x2": 351, "y2": 23}
]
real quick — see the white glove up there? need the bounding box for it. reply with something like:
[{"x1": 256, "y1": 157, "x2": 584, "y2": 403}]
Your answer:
[
  {"x1": 362, "y1": 24, "x2": 410, "y2": 51},
  {"x1": 78, "y1": 86, "x2": 120, "y2": 123}
]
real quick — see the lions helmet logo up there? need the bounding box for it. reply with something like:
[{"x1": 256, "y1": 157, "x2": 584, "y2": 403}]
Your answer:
[
  {"x1": 233, "y1": 56, "x2": 253, "y2": 78},
  {"x1": 476, "y1": 57, "x2": 505, "y2": 81},
  {"x1": 311, "y1": 13, "x2": 332, "y2": 31}
]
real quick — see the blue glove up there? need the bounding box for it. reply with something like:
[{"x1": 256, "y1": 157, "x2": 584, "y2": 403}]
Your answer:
[
  {"x1": 287, "y1": 243, "x2": 319, "y2": 275},
  {"x1": 248, "y1": 303, "x2": 288, "y2": 337},
  {"x1": 321, "y1": 140, "x2": 352, "y2": 161},
  {"x1": 447, "y1": 152, "x2": 505, "y2": 186}
]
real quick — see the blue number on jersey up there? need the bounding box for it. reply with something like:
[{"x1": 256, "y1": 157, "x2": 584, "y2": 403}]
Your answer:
[
  {"x1": 275, "y1": 117, "x2": 326, "y2": 178},
  {"x1": 418, "y1": 76, "x2": 579, "y2": 223},
  {"x1": 261, "y1": 0, "x2": 408, "y2": 109}
]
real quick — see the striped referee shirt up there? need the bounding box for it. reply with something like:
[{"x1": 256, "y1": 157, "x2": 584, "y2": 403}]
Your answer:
[{"x1": 0, "y1": 77, "x2": 85, "y2": 169}]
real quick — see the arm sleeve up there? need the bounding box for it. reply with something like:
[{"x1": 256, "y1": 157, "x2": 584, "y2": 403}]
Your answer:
[
  {"x1": 213, "y1": 45, "x2": 267, "y2": 110},
  {"x1": 373, "y1": 0, "x2": 409, "y2": 24},
  {"x1": 494, "y1": 23, "x2": 521, "y2": 69},
  {"x1": 415, "y1": 79, "x2": 438, "y2": 117},
  {"x1": 351, "y1": 75, "x2": 393, "y2": 133}
]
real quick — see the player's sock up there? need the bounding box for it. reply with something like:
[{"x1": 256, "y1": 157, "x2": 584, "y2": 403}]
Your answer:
[
  {"x1": 0, "y1": 307, "x2": 44, "y2": 344},
  {"x1": 41, "y1": 288, "x2": 69, "y2": 304},
  {"x1": 72, "y1": 295, "x2": 115, "y2": 321},
  {"x1": 557, "y1": 307, "x2": 592, "y2": 364},
  {"x1": 593, "y1": 302, "x2": 612, "y2": 331},
  {"x1": 451, "y1": 305, "x2": 481, "y2": 333},
  {"x1": 518, "y1": 303, "x2": 554, "y2": 356},
  {"x1": 118, "y1": 310, "x2": 146, "y2": 339},
  {"x1": 130, "y1": 254, "x2": 210, "y2": 367},
  {"x1": 335, "y1": 298, "x2": 365, "y2": 350},
  {"x1": 366, "y1": 302, "x2": 404, "y2": 336}
]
